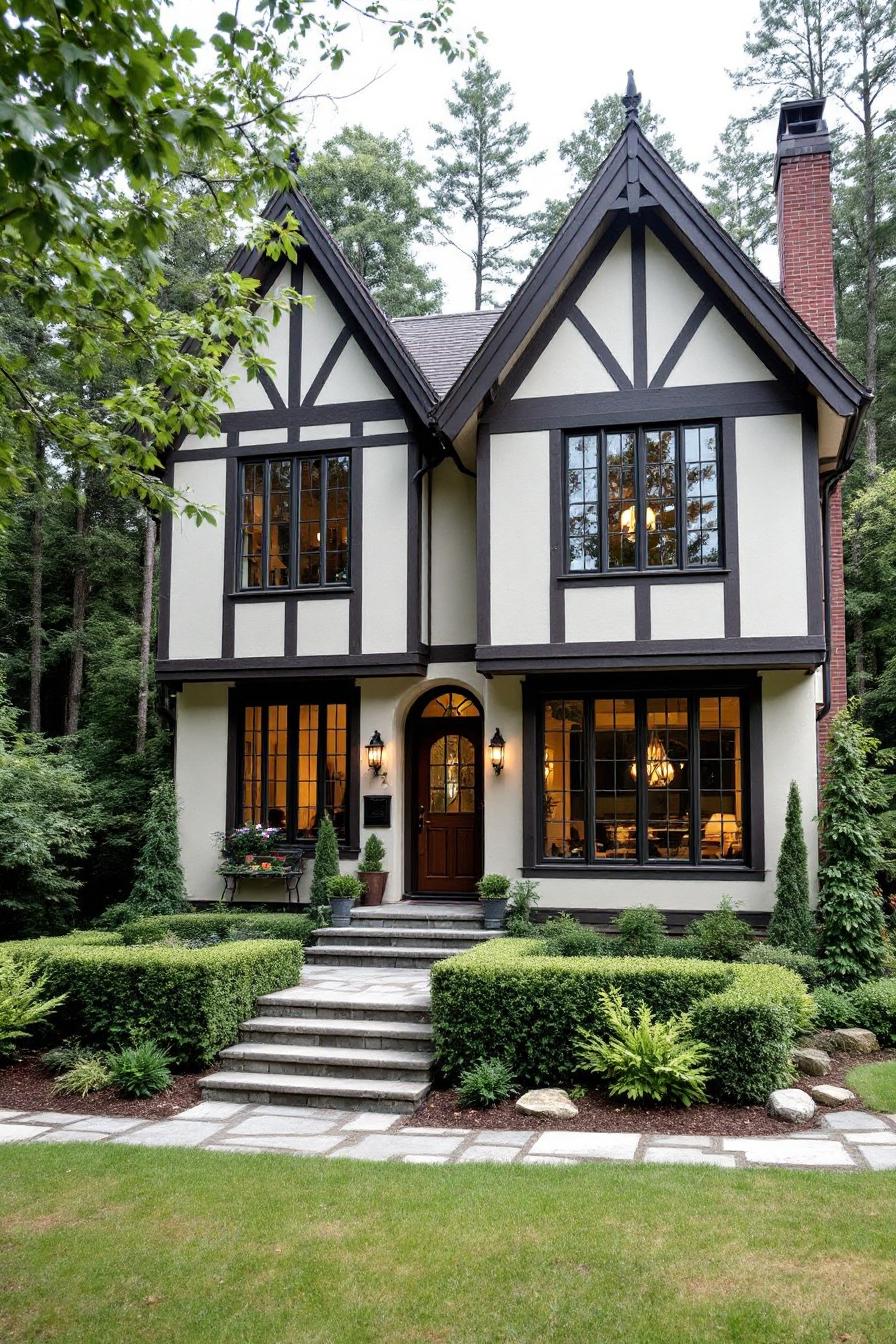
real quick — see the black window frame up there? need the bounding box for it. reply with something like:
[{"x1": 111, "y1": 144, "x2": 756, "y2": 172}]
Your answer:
[
  {"x1": 228, "y1": 683, "x2": 360, "y2": 856},
  {"x1": 236, "y1": 451, "x2": 352, "y2": 594},
  {"x1": 522, "y1": 676, "x2": 762, "y2": 879},
  {"x1": 563, "y1": 421, "x2": 724, "y2": 576}
]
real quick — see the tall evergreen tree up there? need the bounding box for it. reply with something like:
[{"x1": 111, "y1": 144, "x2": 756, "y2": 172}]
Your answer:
[
  {"x1": 430, "y1": 60, "x2": 545, "y2": 308},
  {"x1": 732, "y1": 0, "x2": 842, "y2": 109},
  {"x1": 767, "y1": 781, "x2": 816, "y2": 952},
  {"x1": 309, "y1": 812, "x2": 340, "y2": 924},
  {"x1": 705, "y1": 117, "x2": 777, "y2": 262},
  {"x1": 302, "y1": 127, "x2": 443, "y2": 317},
  {"x1": 817, "y1": 705, "x2": 889, "y2": 984},
  {"x1": 128, "y1": 774, "x2": 189, "y2": 915}
]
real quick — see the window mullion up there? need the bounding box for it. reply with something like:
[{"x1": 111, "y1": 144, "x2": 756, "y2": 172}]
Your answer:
[
  {"x1": 584, "y1": 696, "x2": 596, "y2": 863},
  {"x1": 317, "y1": 700, "x2": 327, "y2": 831},
  {"x1": 635, "y1": 696, "x2": 648, "y2": 863},
  {"x1": 259, "y1": 704, "x2": 269, "y2": 827},
  {"x1": 290, "y1": 456, "x2": 299, "y2": 590},
  {"x1": 688, "y1": 693, "x2": 699, "y2": 865},
  {"x1": 636, "y1": 427, "x2": 646, "y2": 571},
  {"x1": 286, "y1": 704, "x2": 297, "y2": 844},
  {"x1": 320, "y1": 455, "x2": 327, "y2": 588},
  {"x1": 677, "y1": 423, "x2": 686, "y2": 572},
  {"x1": 600, "y1": 431, "x2": 609, "y2": 572}
]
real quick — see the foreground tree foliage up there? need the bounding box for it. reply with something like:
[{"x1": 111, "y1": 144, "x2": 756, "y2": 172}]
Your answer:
[
  {"x1": 128, "y1": 776, "x2": 190, "y2": 916},
  {"x1": 817, "y1": 706, "x2": 890, "y2": 985}
]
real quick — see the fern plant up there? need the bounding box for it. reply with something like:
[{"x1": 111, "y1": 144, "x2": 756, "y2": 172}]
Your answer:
[
  {"x1": 577, "y1": 987, "x2": 710, "y2": 1107},
  {"x1": 456, "y1": 1057, "x2": 517, "y2": 1108},
  {"x1": 107, "y1": 1040, "x2": 173, "y2": 1097}
]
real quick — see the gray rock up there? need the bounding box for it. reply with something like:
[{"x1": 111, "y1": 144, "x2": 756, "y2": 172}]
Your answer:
[
  {"x1": 832, "y1": 1027, "x2": 879, "y2": 1054},
  {"x1": 516, "y1": 1088, "x2": 579, "y2": 1119},
  {"x1": 808, "y1": 1084, "x2": 856, "y2": 1107},
  {"x1": 792, "y1": 1047, "x2": 832, "y2": 1077},
  {"x1": 767, "y1": 1088, "x2": 817, "y2": 1123},
  {"x1": 800, "y1": 1030, "x2": 839, "y2": 1053}
]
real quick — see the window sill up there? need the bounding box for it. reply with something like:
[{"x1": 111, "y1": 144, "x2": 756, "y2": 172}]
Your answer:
[
  {"x1": 229, "y1": 587, "x2": 353, "y2": 602},
  {"x1": 558, "y1": 570, "x2": 729, "y2": 585},
  {"x1": 521, "y1": 863, "x2": 764, "y2": 882}
]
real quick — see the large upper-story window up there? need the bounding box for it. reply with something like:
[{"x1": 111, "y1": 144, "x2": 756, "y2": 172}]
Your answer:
[
  {"x1": 540, "y1": 691, "x2": 746, "y2": 868},
  {"x1": 239, "y1": 453, "x2": 350, "y2": 591},
  {"x1": 565, "y1": 424, "x2": 721, "y2": 573}
]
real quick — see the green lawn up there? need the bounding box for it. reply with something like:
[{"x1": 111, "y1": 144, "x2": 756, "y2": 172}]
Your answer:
[
  {"x1": 848, "y1": 1060, "x2": 896, "y2": 1112},
  {"x1": 2, "y1": 1145, "x2": 896, "y2": 1344}
]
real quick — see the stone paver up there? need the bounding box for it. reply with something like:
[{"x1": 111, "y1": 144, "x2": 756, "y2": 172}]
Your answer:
[
  {"x1": 722, "y1": 1138, "x2": 855, "y2": 1167},
  {"x1": 334, "y1": 1133, "x2": 465, "y2": 1160},
  {"x1": 341, "y1": 1113, "x2": 401, "y2": 1133},
  {"x1": 23, "y1": 1111, "x2": 88, "y2": 1125},
  {"x1": 177, "y1": 1102, "x2": 248, "y2": 1120},
  {"x1": 34, "y1": 1128, "x2": 108, "y2": 1144},
  {"x1": 112, "y1": 1121, "x2": 224, "y2": 1148},
  {"x1": 218, "y1": 1132, "x2": 344, "y2": 1154},
  {"x1": 821, "y1": 1110, "x2": 889, "y2": 1131},
  {"x1": 529, "y1": 1131, "x2": 640, "y2": 1161},
  {"x1": 858, "y1": 1145, "x2": 896, "y2": 1171},
  {"x1": 644, "y1": 1147, "x2": 736, "y2": 1168},
  {"x1": 474, "y1": 1129, "x2": 533, "y2": 1145},
  {"x1": 459, "y1": 1144, "x2": 522, "y2": 1164},
  {"x1": 0, "y1": 1108, "x2": 24, "y2": 1120},
  {"x1": 228, "y1": 1115, "x2": 337, "y2": 1137},
  {"x1": 65, "y1": 1115, "x2": 143, "y2": 1133},
  {"x1": 0, "y1": 1122, "x2": 48, "y2": 1142}
]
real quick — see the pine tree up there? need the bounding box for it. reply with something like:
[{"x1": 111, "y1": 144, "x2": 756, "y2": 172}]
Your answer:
[
  {"x1": 817, "y1": 705, "x2": 890, "y2": 985},
  {"x1": 128, "y1": 774, "x2": 189, "y2": 915},
  {"x1": 767, "y1": 781, "x2": 815, "y2": 952},
  {"x1": 302, "y1": 126, "x2": 443, "y2": 317},
  {"x1": 705, "y1": 118, "x2": 777, "y2": 263},
  {"x1": 429, "y1": 59, "x2": 545, "y2": 308},
  {"x1": 309, "y1": 813, "x2": 340, "y2": 923}
]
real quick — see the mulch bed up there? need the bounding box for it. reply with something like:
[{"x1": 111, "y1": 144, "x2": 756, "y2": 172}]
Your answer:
[
  {"x1": 0, "y1": 1053, "x2": 206, "y2": 1119},
  {"x1": 406, "y1": 1047, "x2": 896, "y2": 1137}
]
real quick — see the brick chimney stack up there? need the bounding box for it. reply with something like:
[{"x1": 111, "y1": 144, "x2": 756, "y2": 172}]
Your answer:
[{"x1": 774, "y1": 99, "x2": 845, "y2": 767}]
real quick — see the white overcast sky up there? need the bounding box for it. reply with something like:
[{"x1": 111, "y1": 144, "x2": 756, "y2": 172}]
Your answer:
[{"x1": 170, "y1": 0, "x2": 793, "y2": 309}]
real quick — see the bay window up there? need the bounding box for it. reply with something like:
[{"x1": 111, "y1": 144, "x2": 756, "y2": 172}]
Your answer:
[{"x1": 539, "y1": 690, "x2": 748, "y2": 868}]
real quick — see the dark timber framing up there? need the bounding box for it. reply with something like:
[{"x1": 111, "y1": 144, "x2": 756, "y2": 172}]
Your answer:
[{"x1": 521, "y1": 672, "x2": 765, "y2": 880}]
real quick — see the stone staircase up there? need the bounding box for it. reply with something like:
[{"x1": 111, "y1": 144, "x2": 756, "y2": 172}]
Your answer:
[{"x1": 200, "y1": 902, "x2": 499, "y2": 1113}]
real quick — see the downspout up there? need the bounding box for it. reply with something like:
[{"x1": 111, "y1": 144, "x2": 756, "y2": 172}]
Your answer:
[{"x1": 816, "y1": 464, "x2": 849, "y2": 723}]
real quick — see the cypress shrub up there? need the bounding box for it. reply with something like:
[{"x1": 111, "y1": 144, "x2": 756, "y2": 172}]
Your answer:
[
  {"x1": 309, "y1": 813, "x2": 340, "y2": 924},
  {"x1": 767, "y1": 781, "x2": 815, "y2": 954},
  {"x1": 816, "y1": 706, "x2": 889, "y2": 986},
  {"x1": 128, "y1": 775, "x2": 190, "y2": 915}
]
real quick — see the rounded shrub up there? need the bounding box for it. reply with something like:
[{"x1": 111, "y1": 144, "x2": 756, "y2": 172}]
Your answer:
[
  {"x1": 741, "y1": 943, "x2": 821, "y2": 986},
  {"x1": 688, "y1": 898, "x2": 753, "y2": 962},
  {"x1": 850, "y1": 978, "x2": 896, "y2": 1045},
  {"x1": 811, "y1": 985, "x2": 858, "y2": 1030},
  {"x1": 611, "y1": 906, "x2": 666, "y2": 956}
]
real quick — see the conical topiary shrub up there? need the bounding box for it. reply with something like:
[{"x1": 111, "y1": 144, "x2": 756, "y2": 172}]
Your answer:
[
  {"x1": 767, "y1": 781, "x2": 815, "y2": 954},
  {"x1": 128, "y1": 774, "x2": 190, "y2": 914},
  {"x1": 309, "y1": 812, "x2": 340, "y2": 925}
]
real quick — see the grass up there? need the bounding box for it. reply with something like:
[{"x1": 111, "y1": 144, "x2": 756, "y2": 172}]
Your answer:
[
  {"x1": 848, "y1": 1060, "x2": 896, "y2": 1113},
  {"x1": 1, "y1": 1147, "x2": 896, "y2": 1343}
]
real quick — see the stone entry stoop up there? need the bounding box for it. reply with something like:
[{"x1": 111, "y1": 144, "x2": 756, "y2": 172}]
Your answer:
[{"x1": 200, "y1": 902, "x2": 495, "y2": 1113}]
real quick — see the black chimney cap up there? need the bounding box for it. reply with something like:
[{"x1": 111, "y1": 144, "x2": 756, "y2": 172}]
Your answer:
[{"x1": 777, "y1": 97, "x2": 828, "y2": 143}]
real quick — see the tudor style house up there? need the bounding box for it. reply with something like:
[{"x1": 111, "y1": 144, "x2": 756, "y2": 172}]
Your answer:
[{"x1": 158, "y1": 88, "x2": 869, "y2": 924}]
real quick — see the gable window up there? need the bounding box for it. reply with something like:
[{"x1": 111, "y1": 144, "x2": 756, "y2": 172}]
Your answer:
[
  {"x1": 540, "y1": 690, "x2": 746, "y2": 868},
  {"x1": 239, "y1": 453, "x2": 350, "y2": 591},
  {"x1": 565, "y1": 424, "x2": 720, "y2": 573},
  {"x1": 235, "y1": 693, "x2": 354, "y2": 844}
]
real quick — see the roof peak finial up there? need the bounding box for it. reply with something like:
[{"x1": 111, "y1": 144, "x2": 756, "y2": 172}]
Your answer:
[{"x1": 622, "y1": 70, "x2": 641, "y2": 123}]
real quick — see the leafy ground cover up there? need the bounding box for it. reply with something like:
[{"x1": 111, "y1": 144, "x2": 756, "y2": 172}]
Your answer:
[
  {"x1": 847, "y1": 1060, "x2": 896, "y2": 1113},
  {"x1": 2, "y1": 1146, "x2": 896, "y2": 1344}
]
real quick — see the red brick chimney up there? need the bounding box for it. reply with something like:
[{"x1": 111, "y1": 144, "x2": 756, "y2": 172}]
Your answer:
[{"x1": 774, "y1": 99, "x2": 845, "y2": 774}]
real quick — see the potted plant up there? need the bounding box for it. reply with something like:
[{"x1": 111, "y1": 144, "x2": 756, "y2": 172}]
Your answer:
[
  {"x1": 326, "y1": 873, "x2": 364, "y2": 928},
  {"x1": 358, "y1": 833, "x2": 388, "y2": 906},
  {"x1": 477, "y1": 873, "x2": 511, "y2": 930}
]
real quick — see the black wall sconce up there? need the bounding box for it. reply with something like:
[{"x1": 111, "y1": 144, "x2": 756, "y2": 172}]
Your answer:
[
  {"x1": 489, "y1": 728, "x2": 506, "y2": 775},
  {"x1": 367, "y1": 730, "x2": 384, "y2": 775}
]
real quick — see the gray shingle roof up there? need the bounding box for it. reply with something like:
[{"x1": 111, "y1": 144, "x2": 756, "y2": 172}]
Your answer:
[{"x1": 391, "y1": 309, "x2": 505, "y2": 399}]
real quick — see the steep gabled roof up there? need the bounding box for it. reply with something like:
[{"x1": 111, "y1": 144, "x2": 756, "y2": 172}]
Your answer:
[
  {"x1": 391, "y1": 309, "x2": 504, "y2": 397},
  {"x1": 228, "y1": 185, "x2": 439, "y2": 427},
  {"x1": 433, "y1": 119, "x2": 870, "y2": 441}
]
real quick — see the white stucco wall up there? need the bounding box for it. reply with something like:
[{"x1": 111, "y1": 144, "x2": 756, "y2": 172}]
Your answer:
[
  {"x1": 489, "y1": 431, "x2": 550, "y2": 645},
  {"x1": 168, "y1": 459, "x2": 227, "y2": 659},
  {"x1": 575, "y1": 230, "x2": 634, "y2": 383},
  {"x1": 644, "y1": 227, "x2": 702, "y2": 382},
  {"x1": 233, "y1": 601, "x2": 285, "y2": 658},
  {"x1": 430, "y1": 461, "x2": 476, "y2": 646},
  {"x1": 737, "y1": 414, "x2": 808, "y2": 637},
  {"x1": 361, "y1": 441, "x2": 408, "y2": 653},
  {"x1": 175, "y1": 682, "x2": 230, "y2": 903},
  {"x1": 650, "y1": 582, "x2": 725, "y2": 642},
  {"x1": 296, "y1": 598, "x2": 350, "y2": 656},
  {"x1": 666, "y1": 306, "x2": 775, "y2": 386},
  {"x1": 564, "y1": 585, "x2": 636, "y2": 643}
]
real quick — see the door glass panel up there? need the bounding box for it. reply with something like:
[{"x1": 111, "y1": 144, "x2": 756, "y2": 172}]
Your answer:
[
  {"x1": 241, "y1": 705, "x2": 263, "y2": 823},
  {"x1": 684, "y1": 425, "x2": 720, "y2": 566},
  {"x1": 421, "y1": 692, "x2": 480, "y2": 718},
  {"x1": 429, "y1": 733, "x2": 475, "y2": 813},
  {"x1": 606, "y1": 431, "x2": 636, "y2": 568},
  {"x1": 542, "y1": 699, "x2": 586, "y2": 858},
  {"x1": 643, "y1": 698, "x2": 690, "y2": 860},
  {"x1": 644, "y1": 428, "x2": 678, "y2": 568},
  {"x1": 265, "y1": 704, "x2": 288, "y2": 830},
  {"x1": 295, "y1": 704, "x2": 319, "y2": 838}
]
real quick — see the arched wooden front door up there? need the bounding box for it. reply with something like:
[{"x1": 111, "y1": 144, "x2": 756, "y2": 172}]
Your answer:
[{"x1": 409, "y1": 689, "x2": 483, "y2": 896}]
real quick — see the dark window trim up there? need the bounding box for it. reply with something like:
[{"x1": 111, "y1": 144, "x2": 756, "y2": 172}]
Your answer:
[
  {"x1": 236, "y1": 449, "x2": 352, "y2": 595},
  {"x1": 563, "y1": 421, "x2": 724, "y2": 577},
  {"x1": 227, "y1": 681, "x2": 360, "y2": 857},
  {"x1": 522, "y1": 675, "x2": 763, "y2": 877}
]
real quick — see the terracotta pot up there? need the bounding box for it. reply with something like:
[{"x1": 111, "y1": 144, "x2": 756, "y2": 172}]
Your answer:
[{"x1": 359, "y1": 871, "x2": 388, "y2": 905}]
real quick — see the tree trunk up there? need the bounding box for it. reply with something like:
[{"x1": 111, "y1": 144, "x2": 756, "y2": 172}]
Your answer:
[
  {"x1": 64, "y1": 474, "x2": 88, "y2": 736},
  {"x1": 135, "y1": 511, "x2": 156, "y2": 755},
  {"x1": 28, "y1": 440, "x2": 45, "y2": 733},
  {"x1": 860, "y1": 47, "x2": 879, "y2": 474}
]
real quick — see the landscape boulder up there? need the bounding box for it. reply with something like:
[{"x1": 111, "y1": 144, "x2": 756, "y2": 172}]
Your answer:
[
  {"x1": 791, "y1": 1047, "x2": 832, "y2": 1077},
  {"x1": 767, "y1": 1088, "x2": 817, "y2": 1124},
  {"x1": 808, "y1": 1084, "x2": 856, "y2": 1107},
  {"x1": 832, "y1": 1027, "x2": 879, "y2": 1054},
  {"x1": 516, "y1": 1088, "x2": 579, "y2": 1119}
]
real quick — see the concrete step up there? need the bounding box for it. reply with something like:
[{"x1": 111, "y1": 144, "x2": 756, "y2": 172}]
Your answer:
[
  {"x1": 314, "y1": 927, "x2": 500, "y2": 949},
  {"x1": 304, "y1": 945, "x2": 459, "y2": 970},
  {"x1": 200, "y1": 1069, "x2": 430, "y2": 1114},
  {"x1": 255, "y1": 988, "x2": 431, "y2": 1023},
  {"x1": 241, "y1": 1015, "x2": 433, "y2": 1052},
  {"x1": 350, "y1": 905, "x2": 482, "y2": 930},
  {"x1": 219, "y1": 1041, "x2": 432, "y2": 1082}
]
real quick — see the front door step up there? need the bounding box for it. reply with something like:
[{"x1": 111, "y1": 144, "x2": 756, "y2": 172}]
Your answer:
[{"x1": 201, "y1": 1070, "x2": 429, "y2": 1113}]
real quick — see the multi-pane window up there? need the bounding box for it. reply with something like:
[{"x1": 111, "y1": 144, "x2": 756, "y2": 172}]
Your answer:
[
  {"x1": 239, "y1": 454, "x2": 350, "y2": 591},
  {"x1": 238, "y1": 698, "x2": 351, "y2": 842},
  {"x1": 540, "y1": 692, "x2": 746, "y2": 867},
  {"x1": 565, "y1": 424, "x2": 721, "y2": 573}
]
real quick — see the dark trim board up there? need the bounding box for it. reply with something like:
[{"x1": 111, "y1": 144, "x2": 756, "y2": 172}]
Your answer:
[
  {"x1": 803, "y1": 409, "x2": 825, "y2": 640},
  {"x1": 528, "y1": 908, "x2": 771, "y2": 932},
  {"x1": 349, "y1": 447, "x2": 363, "y2": 655},
  {"x1": 477, "y1": 636, "x2": 825, "y2": 675},
  {"x1": 548, "y1": 429, "x2": 565, "y2": 643},
  {"x1": 156, "y1": 652, "x2": 427, "y2": 682},
  {"x1": 176, "y1": 431, "x2": 413, "y2": 462},
  {"x1": 476, "y1": 426, "x2": 491, "y2": 648},
  {"x1": 221, "y1": 450, "x2": 238, "y2": 659},
  {"x1": 721, "y1": 417, "x2": 741, "y2": 638},
  {"x1": 427, "y1": 643, "x2": 477, "y2": 664},
  {"x1": 649, "y1": 293, "x2": 714, "y2": 389}
]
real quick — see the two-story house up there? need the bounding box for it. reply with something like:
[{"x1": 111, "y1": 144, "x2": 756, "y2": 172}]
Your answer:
[{"x1": 158, "y1": 87, "x2": 869, "y2": 926}]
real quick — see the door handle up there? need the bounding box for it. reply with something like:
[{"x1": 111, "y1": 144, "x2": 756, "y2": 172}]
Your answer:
[{"x1": 417, "y1": 805, "x2": 425, "y2": 833}]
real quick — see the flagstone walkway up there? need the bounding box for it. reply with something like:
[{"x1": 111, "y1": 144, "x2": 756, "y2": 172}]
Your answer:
[{"x1": 3, "y1": 1102, "x2": 896, "y2": 1169}]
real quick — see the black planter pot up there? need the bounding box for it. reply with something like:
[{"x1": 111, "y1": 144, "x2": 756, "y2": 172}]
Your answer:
[
  {"x1": 329, "y1": 895, "x2": 355, "y2": 928},
  {"x1": 480, "y1": 897, "x2": 507, "y2": 930}
]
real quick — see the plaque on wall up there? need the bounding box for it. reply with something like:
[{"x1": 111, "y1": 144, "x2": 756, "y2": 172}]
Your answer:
[{"x1": 363, "y1": 794, "x2": 392, "y2": 828}]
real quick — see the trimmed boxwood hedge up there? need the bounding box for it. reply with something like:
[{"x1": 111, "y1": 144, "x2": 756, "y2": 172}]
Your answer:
[
  {"x1": 118, "y1": 911, "x2": 315, "y2": 946},
  {"x1": 0, "y1": 939, "x2": 303, "y2": 1066},
  {"x1": 431, "y1": 939, "x2": 811, "y2": 1104},
  {"x1": 850, "y1": 978, "x2": 896, "y2": 1045}
]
